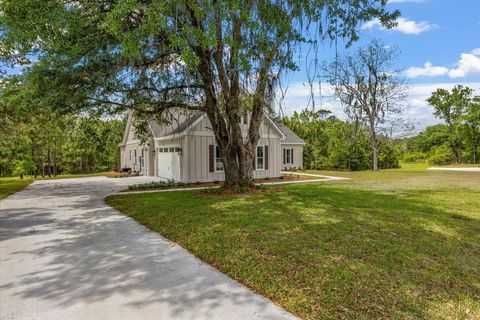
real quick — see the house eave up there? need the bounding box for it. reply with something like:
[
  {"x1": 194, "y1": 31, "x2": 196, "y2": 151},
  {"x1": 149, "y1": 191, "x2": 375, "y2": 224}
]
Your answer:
[{"x1": 281, "y1": 142, "x2": 306, "y2": 145}]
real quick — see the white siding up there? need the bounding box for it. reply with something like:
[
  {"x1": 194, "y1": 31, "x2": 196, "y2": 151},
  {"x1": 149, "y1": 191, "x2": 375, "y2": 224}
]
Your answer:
[
  {"x1": 281, "y1": 144, "x2": 304, "y2": 170},
  {"x1": 182, "y1": 116, "x2": 282, "y2": 183}
]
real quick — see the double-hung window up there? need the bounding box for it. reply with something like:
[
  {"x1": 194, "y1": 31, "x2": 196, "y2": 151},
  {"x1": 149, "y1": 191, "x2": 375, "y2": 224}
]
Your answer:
[
  {"x1": 283, "y1": 148, "x2": 293, "y2": 165},
  {"x1": 215, "y1": 146, "x2": 224, "y2": 172},
  {"x1": 256, "y1": 145, "x2": 264, "y2": 170}
]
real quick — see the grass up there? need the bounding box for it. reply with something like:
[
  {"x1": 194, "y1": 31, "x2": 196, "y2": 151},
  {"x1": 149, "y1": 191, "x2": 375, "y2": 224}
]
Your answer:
[
  {"x1": 107, "y1": 164, "x2": 480, "y2": 320},
  {"x1": 35, "y1": 171, "x2": 125, "y2": 179},
  {"x1": 0, "y1": 177, "x2": 33, "y2": 200},
  {"x1": 0, "y1": 171, "x2": 124, "y2": 200}
]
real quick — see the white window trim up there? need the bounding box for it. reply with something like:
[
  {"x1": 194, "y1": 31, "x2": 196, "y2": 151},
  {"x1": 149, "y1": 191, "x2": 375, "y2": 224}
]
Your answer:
[
  {"x1": 256, "y1": 145, "x2": 265, "y2": 171},
  {"x1": 214, "y1": 145, "x2": 224, "y2": 172}
]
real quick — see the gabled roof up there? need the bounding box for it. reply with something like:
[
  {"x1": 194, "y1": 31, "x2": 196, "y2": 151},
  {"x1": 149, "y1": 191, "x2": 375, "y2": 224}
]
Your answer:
[
  {"x1": 119, "y1": 112, "x2": 135, "y2": 146},
  {"x1": 121, "y1": 110, "x2": 304, "y2": 145},
  {"x1": 277, "y1": 123, "x2": 305, "y2": 144},
  {"x1": 149, "y1": 111, "x2": 204, "y2": 138}
]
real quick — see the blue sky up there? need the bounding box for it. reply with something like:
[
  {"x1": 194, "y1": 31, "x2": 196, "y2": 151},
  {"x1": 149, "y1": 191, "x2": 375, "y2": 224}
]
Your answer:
[
  {"x1": 281, "y1": 0, "x2": 480, "y2": 130},
  {"x1": 3, "y1": 0, "x2": 478, "y2": 131}
]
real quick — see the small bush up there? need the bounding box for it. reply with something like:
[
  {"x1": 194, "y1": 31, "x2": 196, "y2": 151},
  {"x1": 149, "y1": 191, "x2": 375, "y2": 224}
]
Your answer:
[
  {"x1": 428, "y1": 145, "x2": 454, "y2": 165},
  {"x1": 402, "y1": 152, "x2": 427, "y2": 163},
  {"x1": 128, "y1": 180, "x2": 185, "y2": 191}
]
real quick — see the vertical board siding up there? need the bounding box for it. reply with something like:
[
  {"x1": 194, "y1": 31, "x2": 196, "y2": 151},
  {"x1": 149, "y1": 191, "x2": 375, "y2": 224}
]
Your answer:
[
  {"x1": 126, "y1": 111, "x2": 296, "y2": 182},
  {"x1": 280, "y1": 144, "x2": 304, "y2": 170}
]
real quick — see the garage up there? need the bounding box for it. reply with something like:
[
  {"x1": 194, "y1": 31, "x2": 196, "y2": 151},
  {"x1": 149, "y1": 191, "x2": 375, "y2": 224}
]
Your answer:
[{"x1": 157, "y1": 147, "x2": 181, "y2": 180}]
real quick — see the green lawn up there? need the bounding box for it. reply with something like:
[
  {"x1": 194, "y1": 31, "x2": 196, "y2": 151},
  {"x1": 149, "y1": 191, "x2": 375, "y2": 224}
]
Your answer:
[
  {"x1": 107, "y1": 167, "x2": 480, "y2": 320},
  {"x1": 0, "y1": 177, "x2": 33, "y2": 200}
]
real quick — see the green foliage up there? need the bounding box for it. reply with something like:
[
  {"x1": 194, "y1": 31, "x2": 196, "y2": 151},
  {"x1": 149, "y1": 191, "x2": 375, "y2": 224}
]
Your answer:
[
  {"x1": 13, "y1": 160, "x2": 36, "y2": 177},
  {"x1": 426, "y1": 85, "x2": 479, "y2": 163},
  {"x1": 400, "y1": 86, "x2": 479, "y2": 165},
  {"x1": 402, "y1": 152, "x2": 427, "y2": 163},
  {"x1": 0, "y1": 79, "x2": 125, "y2": 176},
  {"x1": 427, "y1": 145, "x2": 454, "y2": 165},
  {"x1": 0, "y1": 0, "x2": 398, "y2": 185},
  {"x1": 128, "y1": 180, "x2": 186, "y2": 191},
  {"x1": 283, "y1": 109, "x2": 399, "y2": 171},
  {"x1": 378, "y1": 139, "x2": 400, "y2": 169}
]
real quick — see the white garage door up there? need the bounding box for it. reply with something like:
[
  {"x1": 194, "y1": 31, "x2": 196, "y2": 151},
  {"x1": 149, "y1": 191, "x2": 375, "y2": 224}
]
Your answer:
[{"x1": 157, "y1": 148, "x2": 180, "y2": 181}]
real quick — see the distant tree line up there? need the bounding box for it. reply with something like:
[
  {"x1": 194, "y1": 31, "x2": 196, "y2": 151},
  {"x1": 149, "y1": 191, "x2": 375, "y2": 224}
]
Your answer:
[
  {"x1": 400, "y1": 85, "x2": 479, "y2": 165},
  {"x1": 0, "y1": 80, "x2": 124, "y2": 177},
  {"x1": 283, "y1": 109, "x2": 399, "y2": 171}
]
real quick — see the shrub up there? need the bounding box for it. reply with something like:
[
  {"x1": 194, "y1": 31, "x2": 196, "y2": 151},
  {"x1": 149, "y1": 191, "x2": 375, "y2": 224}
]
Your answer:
[
  {"x1": 428, "y1": 145, "x2": 454, "y2": 165},
  {"x1": 128, "y1": 180, "x2": 185, "y2": 191},
  {"x1": 402, "y1": 152, "x2": 427, "y2": 163},
  {"x1": 14, "y1": 160, "x2": 36, "y2": 178}
]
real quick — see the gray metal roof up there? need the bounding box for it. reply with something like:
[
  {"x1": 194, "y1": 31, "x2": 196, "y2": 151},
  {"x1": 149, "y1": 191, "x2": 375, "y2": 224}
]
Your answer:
[
  {"x1": 149, "y1": 111, "x2": 304, "y2": 145},
  {"x1": 277, "y1": 123, "x2": 305, "y2": 144},
  {"x1": 149, "y1": 111, "x2": 203, "y2": 138}
]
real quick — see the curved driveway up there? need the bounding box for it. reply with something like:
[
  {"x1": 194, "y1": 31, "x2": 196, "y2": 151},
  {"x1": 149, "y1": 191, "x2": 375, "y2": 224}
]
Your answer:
[{"x1": 0, "y1": 177, "x2": 297, "y2": 320}]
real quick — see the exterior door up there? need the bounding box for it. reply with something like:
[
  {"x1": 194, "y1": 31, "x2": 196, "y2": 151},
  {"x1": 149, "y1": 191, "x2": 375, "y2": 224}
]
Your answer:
[{"x1": 157, "y1": 149, "x2": 180, "y2": 180}]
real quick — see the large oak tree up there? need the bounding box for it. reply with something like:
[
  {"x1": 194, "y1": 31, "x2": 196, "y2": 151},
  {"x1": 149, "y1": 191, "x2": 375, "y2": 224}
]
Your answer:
[{"x1": 1, "y1": 0, "x2": 398, "y2": 188}]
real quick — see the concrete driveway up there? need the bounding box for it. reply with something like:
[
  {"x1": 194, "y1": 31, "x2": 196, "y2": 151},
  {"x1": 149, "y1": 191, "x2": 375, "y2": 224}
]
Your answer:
[{"x1": 0, "y1": 177, "x2": 298, "y2": 320}]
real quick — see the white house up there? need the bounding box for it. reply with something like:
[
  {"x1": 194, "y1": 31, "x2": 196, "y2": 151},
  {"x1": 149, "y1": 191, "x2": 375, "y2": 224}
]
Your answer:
[{"x1": 119, "y1": 109, "x2": 304, "y2": 182}]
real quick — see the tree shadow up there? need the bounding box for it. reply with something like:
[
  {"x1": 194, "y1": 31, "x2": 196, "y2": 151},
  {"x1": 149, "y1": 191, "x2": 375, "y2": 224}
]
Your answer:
[
  {"x1": 1, "y1": 178, "x2": 295, "y2": 320},
  {"x1": 132, "y1": 184, "x2": 480, "y2": 319}
]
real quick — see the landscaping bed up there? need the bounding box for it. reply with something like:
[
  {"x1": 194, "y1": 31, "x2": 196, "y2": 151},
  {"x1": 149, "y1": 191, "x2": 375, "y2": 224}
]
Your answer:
[{"x1": 124, "y1": 173, "x2": 320, "y2": 192}]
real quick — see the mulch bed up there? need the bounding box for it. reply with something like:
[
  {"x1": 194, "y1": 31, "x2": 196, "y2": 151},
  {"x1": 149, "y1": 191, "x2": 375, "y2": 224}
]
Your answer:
[{"x1": 123, "y1": 173, "x2": 319, "y2": 193}]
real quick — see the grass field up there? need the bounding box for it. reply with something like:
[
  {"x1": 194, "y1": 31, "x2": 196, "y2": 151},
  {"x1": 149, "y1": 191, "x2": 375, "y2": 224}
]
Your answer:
[
  {"x1": 106, "y1": 165, "x2": 480, "y2": 319},
  {"x1": 0, "y1": 177, "x2": 33, "y2": 200}
]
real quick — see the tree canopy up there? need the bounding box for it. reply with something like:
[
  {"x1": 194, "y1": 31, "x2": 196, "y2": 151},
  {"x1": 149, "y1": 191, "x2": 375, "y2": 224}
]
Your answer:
[{"x1": 1, "y1": 0, "x2": 398, "y2": 187}]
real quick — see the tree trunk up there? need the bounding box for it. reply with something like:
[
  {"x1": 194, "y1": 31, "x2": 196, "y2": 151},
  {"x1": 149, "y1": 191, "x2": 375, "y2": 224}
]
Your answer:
[
  {"x1": 372, "y1": 142, "x2": 379, "y2": 171},
  {"x1": 473, "y1": 144, "x2": 477, "y2": 164},
  {"x1": 369, "y1": 121, "x2": 379, "y2": 171},
  {"x1": 47, "y1": 147, "x2": 51, "y2": 178},
  {"x1": 218, "y1": 137, "x2": 256, "y2": 190}
]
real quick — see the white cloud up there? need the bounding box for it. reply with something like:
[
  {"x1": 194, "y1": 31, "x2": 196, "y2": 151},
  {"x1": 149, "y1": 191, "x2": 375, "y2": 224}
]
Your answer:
[
  {"x1": 448, "y1": 53, "x2": 480, "y2": 78},
  {"x1": 361, "y1": 19, "x2": 383, "y2": 31},
  {"x1": 405, "y1": 62, "x2": 449, "y2": 78},
  {"x1": 406, "y1": 49, "x2": 480, "y2": 79},
  {"x1": 471, "y1": 48, "x2": 480, "y2": 55},
  {"x1": 276, "y1": 81, "x2": 480, "y2": 129},
  {"x1": 361, "y1": 17, "x2": 438, "y2": 35}
]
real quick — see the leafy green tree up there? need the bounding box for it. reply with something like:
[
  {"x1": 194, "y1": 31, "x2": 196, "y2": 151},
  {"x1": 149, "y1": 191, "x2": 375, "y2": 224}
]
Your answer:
[
  {"x1": 14, "y1": 160, "x2": 36, "y2": 179},
  {"x1": 461, "y1": 96, "x2": 480, "y2": 163},
  {"x1": 427, "y1": 85, "x2": 472, "y2": 163},
  {"x1": 0, "y1": 77, "x2": 125, "y2": 176},
  {"x1": 1, "y1": 0, "x2": 398, "y2": 188},
  {"x1": 283, "y1": 109, "x2": 396, "y2": 171}
]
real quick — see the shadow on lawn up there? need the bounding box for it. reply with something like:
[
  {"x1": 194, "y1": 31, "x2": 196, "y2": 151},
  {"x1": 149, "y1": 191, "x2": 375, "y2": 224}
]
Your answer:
[
  {"x1": 1, "y1": 179, "x2": 288, "y2": 320},
  {"x1": 120, "y1": 184, "x2": 480, "y2": 319}
]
